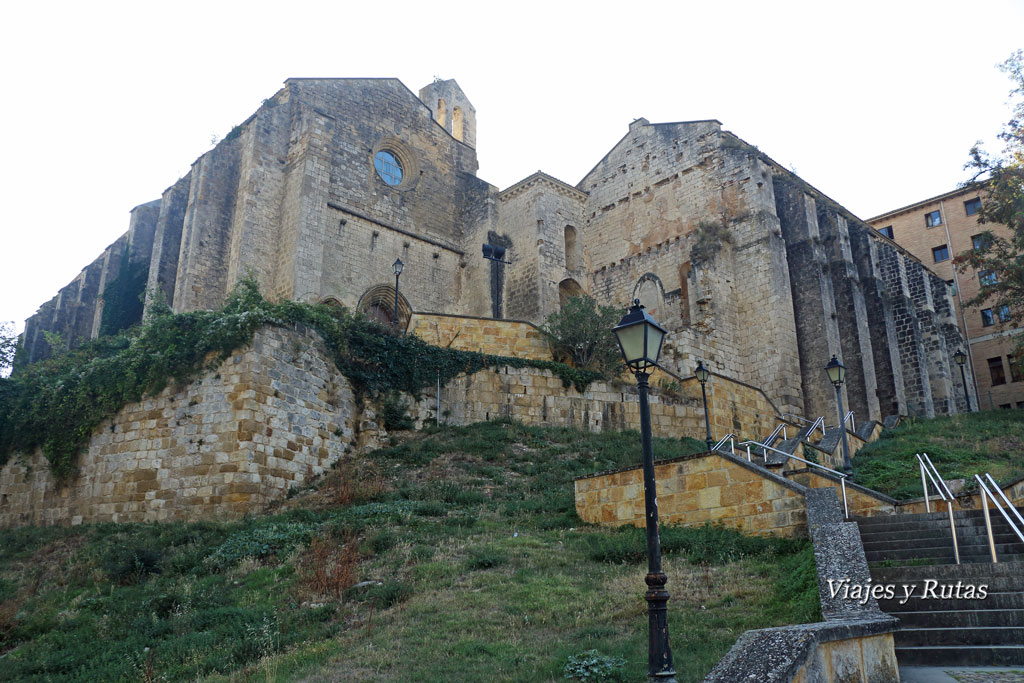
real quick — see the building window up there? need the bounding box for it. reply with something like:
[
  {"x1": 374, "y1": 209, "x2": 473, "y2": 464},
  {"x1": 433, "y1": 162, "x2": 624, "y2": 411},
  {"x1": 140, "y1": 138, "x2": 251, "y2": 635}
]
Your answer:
[
  {"x1": 932, "y1": 245, "x2": 950, "y2": 262},
  {"x1": 972, "y1": 233, "x2": 991, "y2": 251},
  {"x1": 925, "y1": 210, "x2": 942, "y2": 227},
  {"x1": 965, "y1": 198, "x2": 982, "y2": 216},
  {"x1": 989, "y1": 357, "x2": 1007, "y2": 385},
  {"x1": 981, "y1": 309, "x2": 995, "y2": 326},
  {"x1": 374, "y1": 150, "x2": 403, "y2": 186},
  {"x1": 878, "y1": 225, "x2": 894, "y2": 239},
  {"x1": 998, "y1": 304, "x2": 1012, "y2": 323},
  {"x1": 980, "y1": 270, "x2": 998, "y2": 286},
  {"x1": 999, "y1": 403, "x2": 1012, "y2": 409}
]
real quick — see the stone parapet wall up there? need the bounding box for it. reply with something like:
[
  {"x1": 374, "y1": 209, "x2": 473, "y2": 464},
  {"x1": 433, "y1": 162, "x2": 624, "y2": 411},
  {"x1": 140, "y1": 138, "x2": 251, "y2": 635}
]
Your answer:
[
  {"x1": 574, "y1": 452, "x2": 810, "y2": 537},
  {"x1": 408, "y1": 313, "x2": 551, "y2": 360},
  {"x1": 409, "y1": 364, "x2": 780, "y2": 445},
  {"x1": 787, "y1": 470, "x2": 897, "y2": 518},
  {"x1": 0, "y1": 327, "x2": 357, "y2": 527}
]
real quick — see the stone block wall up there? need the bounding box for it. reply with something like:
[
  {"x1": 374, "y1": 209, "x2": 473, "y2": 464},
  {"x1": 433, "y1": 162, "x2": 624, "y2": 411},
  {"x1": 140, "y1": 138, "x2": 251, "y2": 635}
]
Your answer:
[
  {"x1": 407, "y1": 313, "x2": 551, "y2": 360},
  {"x1": 0, "y1": 327, "x2": 356, "y2": 527},
  {"x1": 573, "y1": 452, "x2": 810, "y2": 537}
]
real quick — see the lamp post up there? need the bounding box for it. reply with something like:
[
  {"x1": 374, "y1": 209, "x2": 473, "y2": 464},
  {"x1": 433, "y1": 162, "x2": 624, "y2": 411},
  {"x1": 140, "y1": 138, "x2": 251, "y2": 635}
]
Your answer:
[
  {"x1": 954, "y1": 349, "x2": 972, "y2": 412},
  {"x1": 825, "y1": 355, "x2": 853, "y2": 476},
  {"x1": 392, "y1": 258, "x2": 404, "y2": 328},
  {"x1": 612, "y1": 300, "x2": 676, "y2": 683},
  {"x1": 694, "y1": 360, "x2": 714, "y2": 451}
]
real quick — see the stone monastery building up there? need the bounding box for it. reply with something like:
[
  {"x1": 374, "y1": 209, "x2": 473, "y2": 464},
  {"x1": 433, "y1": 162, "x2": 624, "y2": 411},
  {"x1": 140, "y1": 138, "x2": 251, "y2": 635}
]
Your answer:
[{"x1": 23, "y1": 77, "x2": 971, "y2": 423}]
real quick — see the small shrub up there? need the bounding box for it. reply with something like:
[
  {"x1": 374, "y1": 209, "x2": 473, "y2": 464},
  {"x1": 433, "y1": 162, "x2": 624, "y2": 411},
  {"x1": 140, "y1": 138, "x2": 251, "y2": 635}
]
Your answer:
[
  {"x1": 378, "y1": 391, "x2": 414, "y2": 431},
  {"x1": 299, "y1": 534, "x2": 359, "y2": 599},
  {"x1": 563, "y1": 649, "x2": 626, "y2": 682},
  {"x1": 205, "y1": 522, "x2": 315, "y2": 571},
  {"x1": 466, "y1": 545, "x2": 508, "y2": 570},
  {"x1": 102, "y1": 547, "x2": 163, "y2": 584},
  {"x1": 350, "y1": 580, "x2": 412, "y2": 609},
  {"x1": 368, "y1": 530, "x2": 398, "y2": 554}
]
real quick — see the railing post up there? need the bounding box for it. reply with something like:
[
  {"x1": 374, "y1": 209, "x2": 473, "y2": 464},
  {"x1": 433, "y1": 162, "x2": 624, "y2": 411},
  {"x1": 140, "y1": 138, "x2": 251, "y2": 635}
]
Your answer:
[
  {"x1": 746, "y1": 445, "x2": 751, "y2": 462},
  {"x1": 981, "y1": 486, "x2": 998, "y2": 564},
  {"x1": 919, "y1": 458, "x2": 930, "y2": 513},
  {"x1": 840, "y1": 478, "x2": 849, "y2": 519},
  {"x1": 946, "y1": 499, "x2": 961, "y2": 565}
]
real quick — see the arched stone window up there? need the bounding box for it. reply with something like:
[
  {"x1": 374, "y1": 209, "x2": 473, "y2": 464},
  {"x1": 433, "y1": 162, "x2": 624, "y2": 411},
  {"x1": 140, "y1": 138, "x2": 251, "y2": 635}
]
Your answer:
[
  {"x1": 452, "y1": 106, "x2": 464, "y2": 142},
  {"x1": 564, "y1": 225, "x2": 578, "y2": 272},
  {"x1": 437, "y1": 98, "x2": 447, "y2": 127},
  {"x1": 558, "y1": 278, "x2": 583, "y2": 307},
  {"x1": 357, "y1": 285, "x2": 412, "y2": 331},
  {"x1": 633, "y1": 273, "x2": 664, "y2": 320}
]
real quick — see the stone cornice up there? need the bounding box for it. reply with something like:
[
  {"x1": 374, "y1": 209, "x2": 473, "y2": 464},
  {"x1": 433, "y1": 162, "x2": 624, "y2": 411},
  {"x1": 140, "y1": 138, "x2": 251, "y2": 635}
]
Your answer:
[{"x1": 499, "y1": 171, "x2": 588, "y2": 202}]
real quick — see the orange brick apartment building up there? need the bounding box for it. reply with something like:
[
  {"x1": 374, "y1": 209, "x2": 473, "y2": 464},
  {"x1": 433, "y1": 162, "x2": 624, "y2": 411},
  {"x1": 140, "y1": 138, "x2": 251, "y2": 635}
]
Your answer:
[{"x1": 868, "y1": 187, "x2": 1023, "y2": 410}]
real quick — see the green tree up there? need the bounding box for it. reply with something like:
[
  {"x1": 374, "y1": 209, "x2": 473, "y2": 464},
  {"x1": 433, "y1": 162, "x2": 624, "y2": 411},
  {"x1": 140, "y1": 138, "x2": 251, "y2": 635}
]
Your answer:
[
  {"x1": 0, "y1": 321, "x2": 18, "y2": 376},
  {"x1": 954, "y1": 50, "x2": 1024, "y2": 370},
  {"x1": 539, "y1": 296, "x2": 624, "y2": 376}
]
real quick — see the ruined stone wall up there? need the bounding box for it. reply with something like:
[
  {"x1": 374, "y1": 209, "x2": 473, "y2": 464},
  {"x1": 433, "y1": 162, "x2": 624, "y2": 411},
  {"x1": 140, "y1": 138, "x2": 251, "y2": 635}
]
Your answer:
[
  {"x1": 0, "y1": 327, "x2": 356, "y2": 527},
  {"x1": 580, "y1": 121, "x2": 803, "y2": 416},
  {"x1": 574, "y1": 452, "x2": 809, "y2": 537}
]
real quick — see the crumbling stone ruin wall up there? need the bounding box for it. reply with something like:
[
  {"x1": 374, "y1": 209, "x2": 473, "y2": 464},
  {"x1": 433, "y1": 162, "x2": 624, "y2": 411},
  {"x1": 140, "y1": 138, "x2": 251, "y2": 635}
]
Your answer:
[{"x1": 20, "y1": 76, "x2": 968, "y2": 422}]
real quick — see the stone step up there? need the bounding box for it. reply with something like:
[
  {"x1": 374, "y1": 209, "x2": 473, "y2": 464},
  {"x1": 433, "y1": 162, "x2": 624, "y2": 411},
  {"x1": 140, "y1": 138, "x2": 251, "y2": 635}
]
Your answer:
[
  {"x1": 855, "y1": 517, "x2": 1024, "y2": 534},
  {"x1": 861, "y1": 532, "x2": 1024, "y2": 552},
  {"x1": 860, "y1": 528, "x2": 1019, "y2": 548},
  {"x1": 852, "y1": 507, "x2": 1024, "y2": 527},
  {"x1": 880, "y1": 592, "x2": 1024, "y2": 613},
  {"x1": 895, "y1": 608, "x2": 1024, "y2": 628},
  {"x1": 895, "y1": 645, "x2": 1024, "y2": 666},
  {"x1": 864, "y1": 543, "x2": 1024, "y2": 564},
  {"x1": 871, "y1": 562, "x2": 1024, "y2": 589},
  {"x1": 895, "y1": 626, "x2": 1024, "y2": 647}
]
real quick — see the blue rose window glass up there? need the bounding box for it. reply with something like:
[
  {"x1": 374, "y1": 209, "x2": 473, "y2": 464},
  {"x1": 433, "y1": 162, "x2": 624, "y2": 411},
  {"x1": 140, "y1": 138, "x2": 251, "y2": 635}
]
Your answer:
[{"x1": 374, "y1": 150, "x2": 403, "y2": 186}]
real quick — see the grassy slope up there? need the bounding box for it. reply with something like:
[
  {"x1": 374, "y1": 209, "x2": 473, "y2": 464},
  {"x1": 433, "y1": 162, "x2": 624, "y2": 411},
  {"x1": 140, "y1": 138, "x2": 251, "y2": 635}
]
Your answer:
[
  {"x1": 853, "y1": 411, "x2": 1024, "y2": 500},
  {"x1": 0, "y1": 421, "x2": 819, "y2": 682}
]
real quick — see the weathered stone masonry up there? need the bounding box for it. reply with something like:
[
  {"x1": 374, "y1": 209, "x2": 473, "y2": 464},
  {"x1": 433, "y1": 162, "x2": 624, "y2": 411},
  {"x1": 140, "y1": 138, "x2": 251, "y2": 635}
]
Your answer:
[{"x1": 22, "y1": 76, "x2": 967, "y2": 427}]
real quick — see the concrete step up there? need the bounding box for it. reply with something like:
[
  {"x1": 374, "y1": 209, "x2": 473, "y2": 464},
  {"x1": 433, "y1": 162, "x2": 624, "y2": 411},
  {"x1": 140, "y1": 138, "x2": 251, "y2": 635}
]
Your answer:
[
  {"x1": 895, "y1": 645, "x2": 1024, "y2": 666},
  {"x1": 895, "y1": 626, "x2": 1024, "y2": 647},
  {"x1": 862, "y1": 532, "x2": 1024, "y2": 552},
  {"x1": 895, "y1": 609, "x2": 1024, "y2": 628},
  {"x1": 871, "y1": 562, "x2": 1024, "y2": 590}
]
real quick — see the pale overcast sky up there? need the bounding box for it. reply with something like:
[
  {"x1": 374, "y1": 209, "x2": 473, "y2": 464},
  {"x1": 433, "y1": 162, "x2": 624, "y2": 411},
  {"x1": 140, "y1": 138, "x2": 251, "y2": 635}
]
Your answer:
[{"x1": 2, "y1": 0, "x2": 1022, "y2": 334}]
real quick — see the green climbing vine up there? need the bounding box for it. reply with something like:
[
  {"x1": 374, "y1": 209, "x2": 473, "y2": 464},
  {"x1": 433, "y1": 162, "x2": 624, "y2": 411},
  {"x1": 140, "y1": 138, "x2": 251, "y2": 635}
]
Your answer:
[{"x1": 0, "y1": 279, "x2": 601, "y2": 479}]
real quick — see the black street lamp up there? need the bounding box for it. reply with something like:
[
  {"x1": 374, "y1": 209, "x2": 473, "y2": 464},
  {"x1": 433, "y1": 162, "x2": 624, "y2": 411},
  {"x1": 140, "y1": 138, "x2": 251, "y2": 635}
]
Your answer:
[
  {"x1": 694, "y1": 360, "x2": 714, "y2": 452},
  {"x1": 954, "y1": 349, "x2": 972, "y2": 412},
  {"x1": 612, "y1": 300, "x2": 676, "y2": 682},
  {"x1": 392, "y1": 258, "x2": 404, "y2": 328},
  {"x1": 825, "y1": 355, "x2": 853, "y2": 475}
]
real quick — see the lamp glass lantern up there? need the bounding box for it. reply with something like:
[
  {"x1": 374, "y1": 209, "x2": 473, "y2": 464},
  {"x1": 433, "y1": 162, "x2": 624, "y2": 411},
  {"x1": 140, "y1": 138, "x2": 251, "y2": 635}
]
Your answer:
[
  {"x1": 825, "y1": 354, "x2": 846, "y2": 387},
  {"x1": 392, "y1": 258, "x2": 404, "y2": 276},
  {"x1": 954, "y1": 349, "x2": 967, "y2": 367},
  {"x1": 694, "y1": 360, "x2": 710, "y2": 384},
  {"x1": 613, "y1": 300, "x2": 668, "y2": 372}
]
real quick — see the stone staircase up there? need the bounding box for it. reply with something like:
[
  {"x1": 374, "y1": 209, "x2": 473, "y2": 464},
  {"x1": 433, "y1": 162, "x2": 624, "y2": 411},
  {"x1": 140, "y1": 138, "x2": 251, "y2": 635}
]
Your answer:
[{"x1": 854, "y1": 507, "x2": 1024, "y2": 665}]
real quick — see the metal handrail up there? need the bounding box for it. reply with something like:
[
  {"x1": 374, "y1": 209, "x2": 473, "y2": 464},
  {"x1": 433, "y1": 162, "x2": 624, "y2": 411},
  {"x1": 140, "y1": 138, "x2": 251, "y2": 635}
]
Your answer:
[
  {"x1": 807, "y1": 416, "x2": 825, "y2": 440},
  {"x1": 917, "y1": 453, "x2": 960, "y2": 564},
  {"x1": 739, "y1": 439, "x2": 849, "y2": 518},
  {"x1": 713, "y1": 433, "x2": 736, "y2": 456},
  {"x1": 780, "y1": 413, "x2": 814, "y2": 427},
  {"x1": 974, "y1": 473, "x2": 1024, "y2": 563},
  {"x1": 843, "y1": 411, "x2": 855, "y2": 432},
  {"x1": 985, "y1": 473, "x2": 1024, "y2": 529},
  {"x1": 765, "y1": 423, "x2": 788, "y2": 444}
]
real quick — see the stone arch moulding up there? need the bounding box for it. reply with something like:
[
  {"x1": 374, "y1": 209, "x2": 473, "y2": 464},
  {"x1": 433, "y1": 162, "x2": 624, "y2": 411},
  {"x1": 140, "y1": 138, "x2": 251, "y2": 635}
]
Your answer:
[
  {"x1": 633, "y1": 273, "x2": 665, "y2": 320},
  {"x1": 437, "y1": 97, "x2": 447, "y2": 127},
  {"x1": 369, "y1": 137, "x2": 421, "y2": 192},
  {"x1": 558, "y1": 278, "x2": 583, "y2": 308},
  {"x1": 357, "y1": 284, "x2": 412, "y2": 331}
]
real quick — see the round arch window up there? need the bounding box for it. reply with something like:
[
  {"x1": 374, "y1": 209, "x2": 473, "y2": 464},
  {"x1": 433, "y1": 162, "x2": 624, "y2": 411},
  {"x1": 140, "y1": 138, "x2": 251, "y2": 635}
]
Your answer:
[{"x1": 374, "y1": 150, "x2": 403, "y2": 186}]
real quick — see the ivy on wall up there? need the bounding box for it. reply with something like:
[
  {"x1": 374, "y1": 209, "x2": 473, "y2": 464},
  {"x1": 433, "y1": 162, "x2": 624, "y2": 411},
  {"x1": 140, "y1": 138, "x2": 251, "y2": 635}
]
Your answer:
[
  {"x1": 0, "y1": 279, "x2": 601, "y2": 479},
  {"x1": 99, "y1": 247, "x2": 150, "y2": 337}
]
